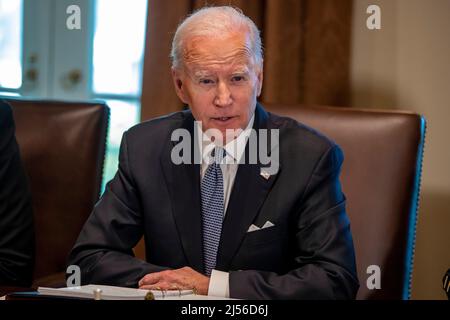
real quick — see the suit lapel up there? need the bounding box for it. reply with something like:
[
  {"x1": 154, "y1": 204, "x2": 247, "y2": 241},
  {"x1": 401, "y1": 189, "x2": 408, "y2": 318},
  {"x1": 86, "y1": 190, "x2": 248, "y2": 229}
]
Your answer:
[
  {"x1": 216, "y1": 104, "x2": 280, "y2": 271},
  {"x1": 160, "y1": 112, "x2": 203, "y2": 272}
]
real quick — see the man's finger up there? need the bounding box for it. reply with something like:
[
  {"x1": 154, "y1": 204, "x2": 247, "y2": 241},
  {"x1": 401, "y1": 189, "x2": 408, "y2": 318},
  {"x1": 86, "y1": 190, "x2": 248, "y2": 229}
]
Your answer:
[
  {"x1": 138, "y1": 272, "x2": 162, "y2": 286},
  {"x1": 139, "y1": 281, "x2": 172, "y2": 291}
]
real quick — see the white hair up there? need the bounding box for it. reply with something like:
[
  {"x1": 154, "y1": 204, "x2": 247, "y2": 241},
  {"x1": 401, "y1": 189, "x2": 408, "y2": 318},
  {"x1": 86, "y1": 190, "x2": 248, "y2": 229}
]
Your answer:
[{"x1": 170, "y1": 6, "x2": 263, "y2": 69}]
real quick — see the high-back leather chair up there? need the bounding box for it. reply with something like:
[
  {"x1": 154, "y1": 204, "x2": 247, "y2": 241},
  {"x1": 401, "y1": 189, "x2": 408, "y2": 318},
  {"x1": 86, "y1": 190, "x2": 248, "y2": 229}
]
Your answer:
[
  {"x1": 6, "y1": 98, "x2": 109, "y2": 286},
  {"x1": 266, "y1": 104, "x2": 426, "y2": 300}
]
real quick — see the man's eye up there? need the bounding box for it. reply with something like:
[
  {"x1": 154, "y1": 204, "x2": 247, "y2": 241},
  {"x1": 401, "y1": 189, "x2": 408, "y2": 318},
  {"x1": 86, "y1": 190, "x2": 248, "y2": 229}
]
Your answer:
[
  {"x1": 199, "y1": 79, "x2": 214, "y2": 85},
  {"x1": 232, "y1": 76, "x2": 245, "y2": 82}
]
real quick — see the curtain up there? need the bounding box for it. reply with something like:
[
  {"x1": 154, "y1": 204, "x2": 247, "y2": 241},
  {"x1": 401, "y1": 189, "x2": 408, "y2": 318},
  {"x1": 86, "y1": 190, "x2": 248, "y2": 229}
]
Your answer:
[{"x1": 140, "y1": 0, "x2": 353, "y2": 121}]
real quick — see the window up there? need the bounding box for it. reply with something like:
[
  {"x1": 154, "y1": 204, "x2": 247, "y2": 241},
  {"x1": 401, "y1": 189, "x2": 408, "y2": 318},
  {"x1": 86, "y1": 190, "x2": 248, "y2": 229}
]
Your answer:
[
  {"x1": 93, "y1": 0, "x2": 147, "y2": 96},
  {"x1": 0, "y1": 0, "x2": 23, "y2": 92},
  {"x1": 92, "y1": 0, "x2": 148, "y2": 190},
  {"x1": 0, "y1": 0, "x2": 148, "y2": 192}
]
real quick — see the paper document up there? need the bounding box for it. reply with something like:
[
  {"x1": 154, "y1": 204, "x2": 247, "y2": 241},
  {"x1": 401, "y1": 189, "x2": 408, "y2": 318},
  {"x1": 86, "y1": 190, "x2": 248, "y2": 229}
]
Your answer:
[{"x1": 38, "y1": 284, "x2": 194, "y2": 300}]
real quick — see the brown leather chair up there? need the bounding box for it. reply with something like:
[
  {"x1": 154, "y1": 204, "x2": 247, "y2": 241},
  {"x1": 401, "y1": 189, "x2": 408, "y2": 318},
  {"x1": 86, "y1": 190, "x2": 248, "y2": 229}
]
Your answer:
[
  {"x1": 266, "y1": 104, "x2": 426, "y2": 300},
  {"x1": 6, "y1": 98, "x2": 109, "y2": 287}
]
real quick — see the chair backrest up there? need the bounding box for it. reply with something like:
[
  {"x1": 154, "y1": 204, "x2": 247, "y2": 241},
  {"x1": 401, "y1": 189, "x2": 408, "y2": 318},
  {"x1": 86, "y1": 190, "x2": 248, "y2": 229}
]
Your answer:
[
  {"x1": 265, "y1": 104, "x2": 426, "y2": 300},
  {"x1": 6, "y1": 98, "x2": 109, "y2": 284}
]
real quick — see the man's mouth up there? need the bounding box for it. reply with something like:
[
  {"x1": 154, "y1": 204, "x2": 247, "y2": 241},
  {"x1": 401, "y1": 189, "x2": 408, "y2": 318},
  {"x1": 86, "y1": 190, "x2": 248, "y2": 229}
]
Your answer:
[{"x1": 212, "y1": 116, "x2": 234, "y2": 122}]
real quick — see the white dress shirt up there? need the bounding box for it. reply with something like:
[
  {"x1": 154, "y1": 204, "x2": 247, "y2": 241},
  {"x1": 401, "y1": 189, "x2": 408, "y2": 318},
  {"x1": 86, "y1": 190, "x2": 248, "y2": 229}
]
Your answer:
[{"x1": 196, "y1": 114, "x2": 255, "y2": 298}]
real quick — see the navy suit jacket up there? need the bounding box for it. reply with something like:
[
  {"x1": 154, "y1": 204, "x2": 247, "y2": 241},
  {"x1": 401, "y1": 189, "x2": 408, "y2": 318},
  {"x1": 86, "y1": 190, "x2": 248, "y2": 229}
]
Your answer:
[
  {"x1": 0, "y1": 100, "x2": 34, "y2": 286},
  {"x1": 69, "y1": 103, "x2": 359, "y2": 299}
]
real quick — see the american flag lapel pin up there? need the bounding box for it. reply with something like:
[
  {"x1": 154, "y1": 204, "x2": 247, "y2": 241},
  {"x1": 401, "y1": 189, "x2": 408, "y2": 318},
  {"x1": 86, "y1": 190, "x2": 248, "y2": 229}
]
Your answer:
[{"x1": 260, "y1": 169, "x2": 271, "y2": 180}]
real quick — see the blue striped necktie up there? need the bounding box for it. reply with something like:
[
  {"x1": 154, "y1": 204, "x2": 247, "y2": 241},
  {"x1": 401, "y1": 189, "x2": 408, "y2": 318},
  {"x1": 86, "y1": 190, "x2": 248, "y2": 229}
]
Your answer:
[{"x1": 201, "y1": 147, "x2": 225, "y2": 276}]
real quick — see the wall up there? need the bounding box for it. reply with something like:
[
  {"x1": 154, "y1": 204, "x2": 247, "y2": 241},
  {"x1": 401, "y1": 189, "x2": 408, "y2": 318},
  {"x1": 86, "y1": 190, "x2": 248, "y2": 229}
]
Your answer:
[{"x1": 351, "y1": 0, "x2": 450, "y2": 299}]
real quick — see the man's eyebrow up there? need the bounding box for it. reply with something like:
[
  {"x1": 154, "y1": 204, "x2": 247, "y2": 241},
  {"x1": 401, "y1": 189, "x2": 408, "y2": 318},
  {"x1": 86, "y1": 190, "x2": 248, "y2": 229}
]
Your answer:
[
  {"x1": 231, "y1": 66, "x2": 250, "y2": 74},
  {"x1": 191, "y1": 67, "x2": 249, "y2": 78},
  {"x1": 231, "y1": 70, "x2": 250, "y2": 75},
  {"x1": 193, "y1": 71, "x2": 213, "y2": 78}
]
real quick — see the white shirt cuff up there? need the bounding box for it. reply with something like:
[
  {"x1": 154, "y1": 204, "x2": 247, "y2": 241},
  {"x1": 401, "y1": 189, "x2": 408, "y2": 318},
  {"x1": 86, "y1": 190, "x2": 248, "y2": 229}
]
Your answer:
[{"x1": 208, "y1": 269, "x2": 230, "y2": 298}]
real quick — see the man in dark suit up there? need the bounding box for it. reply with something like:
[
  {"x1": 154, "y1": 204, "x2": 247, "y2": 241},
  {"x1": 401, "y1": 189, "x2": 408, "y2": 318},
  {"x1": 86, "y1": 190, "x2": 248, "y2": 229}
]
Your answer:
[
  {"x1": 69, "y1": 6, "x2": 358, "y2": 299},
  {"x1": 0, "y1": 100, "x2": 35, "y2": 286}
]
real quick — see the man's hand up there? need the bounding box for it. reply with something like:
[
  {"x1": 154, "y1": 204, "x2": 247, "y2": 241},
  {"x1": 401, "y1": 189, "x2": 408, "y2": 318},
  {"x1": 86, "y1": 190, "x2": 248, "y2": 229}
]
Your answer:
[{"x1": 138, "y1": 266, "x2": 210, "y2": 295}]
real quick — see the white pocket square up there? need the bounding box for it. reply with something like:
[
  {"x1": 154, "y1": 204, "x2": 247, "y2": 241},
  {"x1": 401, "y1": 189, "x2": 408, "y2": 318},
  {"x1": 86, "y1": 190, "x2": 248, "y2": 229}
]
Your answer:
[
  {"x1": 247, "y1": 221, "x2": 275, "y2": 233},
  {"x1": 262, "y1": 221, "x2": 275, "y2": 229},
  {"x1": 247, "y1": 224, "x2": 260, "y2": 232}
]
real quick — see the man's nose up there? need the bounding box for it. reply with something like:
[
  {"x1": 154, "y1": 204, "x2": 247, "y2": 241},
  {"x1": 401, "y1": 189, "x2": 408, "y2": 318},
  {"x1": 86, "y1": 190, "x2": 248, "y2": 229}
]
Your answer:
[{"x1": 214, "y1": 82, "x2": 232, "y2": 107}]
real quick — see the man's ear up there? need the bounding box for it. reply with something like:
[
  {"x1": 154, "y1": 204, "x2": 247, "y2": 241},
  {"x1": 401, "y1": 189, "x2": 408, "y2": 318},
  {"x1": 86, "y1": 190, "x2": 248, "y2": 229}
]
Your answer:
[
  {"x1": 171, "y1": 68, "x2": 189, "y2": 104},
  {"x1": 256, "y1": 62, "x2": 264, "y2": 97}
]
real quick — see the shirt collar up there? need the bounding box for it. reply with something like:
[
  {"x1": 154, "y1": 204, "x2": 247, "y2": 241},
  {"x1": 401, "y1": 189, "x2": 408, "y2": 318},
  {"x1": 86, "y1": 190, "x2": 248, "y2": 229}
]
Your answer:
[{"x1": 196, "y1": 114, "x2": 255, "y2": 164}]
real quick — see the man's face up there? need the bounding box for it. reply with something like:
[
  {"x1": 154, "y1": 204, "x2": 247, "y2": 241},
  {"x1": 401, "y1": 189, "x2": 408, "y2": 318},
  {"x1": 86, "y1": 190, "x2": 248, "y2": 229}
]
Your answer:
[{"x1": 172, "y1": 31, "x2": 263, "y2": 142}]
